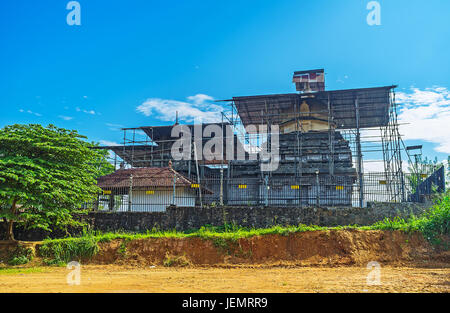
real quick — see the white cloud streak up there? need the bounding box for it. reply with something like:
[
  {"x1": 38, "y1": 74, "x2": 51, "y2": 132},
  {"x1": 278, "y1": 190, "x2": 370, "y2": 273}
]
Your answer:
[
  {"x1": 76, "y1": 106, "x2": 98, "y2": 115},
  {"x1": 19, "y1": 109, "x2": 42, "y2": 117},
  {"x1": 99, "y1": 140, "x2": 120, "y2": 146},
  {"x1": 105, "y1": 123, "x2": 124, "y2": 131},
  {"x1": 58, "y1": 115, "x2": 73, "y2": 121},
  {"x1": 136, "y1": 94, "x2": 223, "y2": 123}
]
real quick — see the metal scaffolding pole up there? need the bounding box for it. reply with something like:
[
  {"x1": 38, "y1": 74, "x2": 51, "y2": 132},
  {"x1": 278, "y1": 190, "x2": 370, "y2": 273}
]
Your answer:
[
  {"x1": 355, "y1": 97, "x2": 364, "y2": 207},
  {"x1": 328, "y1": 94, "x2": 335, "y2": 176}
]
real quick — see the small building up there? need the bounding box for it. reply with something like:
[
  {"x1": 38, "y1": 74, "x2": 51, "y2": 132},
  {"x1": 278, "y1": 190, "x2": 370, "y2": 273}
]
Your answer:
[{"x1": 96, "y1": 166, "x2": 204, "y2": 212}]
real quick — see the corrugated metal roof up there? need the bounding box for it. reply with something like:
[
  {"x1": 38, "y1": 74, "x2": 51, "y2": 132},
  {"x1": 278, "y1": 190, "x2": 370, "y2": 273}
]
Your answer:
[{"x1": 222, "y1": 85, "x2": 396, "y2": 130}]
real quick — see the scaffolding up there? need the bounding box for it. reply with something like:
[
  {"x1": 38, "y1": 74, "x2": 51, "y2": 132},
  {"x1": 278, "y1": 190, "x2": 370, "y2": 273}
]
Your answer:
[
  {"x1": 94, "y1": 81, "x2": 444, "y2": 209},
  {"x1": 219, "y1": 85, "x2": 406, "y2": 206}
]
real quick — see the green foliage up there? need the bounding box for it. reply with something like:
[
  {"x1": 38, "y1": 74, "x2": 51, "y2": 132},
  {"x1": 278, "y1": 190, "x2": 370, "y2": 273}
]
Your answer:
[
  {"x1": 407, "y1": 156, "x2": 443, "y2": 193},
  {"x1": 118, "y1": 238, "x2": 131, "y2": 257},
  {"x1": 420, "y1": 193, "x2": 449, "y2": 247},
  {"x1": 8, "y1": 255, "x2": 30, "y2": 266},
  {"x1": 372, "y1": 192, "x2": 449, "y2": 248},
  {"x1": 0, "y1": 267, "x2": 45, "y2": 275},
  {"x1": 8, "y1": 246, "x2": 34, "y2": 266},
  {"x1": 0, "y1": 124, "x2": 114, "y2": 238},
  {"x1": 39, "y1": 236, "x2": 99, "y2": 264}
]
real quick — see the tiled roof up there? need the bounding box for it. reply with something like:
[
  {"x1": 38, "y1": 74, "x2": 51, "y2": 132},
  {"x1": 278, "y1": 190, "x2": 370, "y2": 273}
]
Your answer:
[{"x1": 97, "y1": 167, "x2": 193, "y2": 189}]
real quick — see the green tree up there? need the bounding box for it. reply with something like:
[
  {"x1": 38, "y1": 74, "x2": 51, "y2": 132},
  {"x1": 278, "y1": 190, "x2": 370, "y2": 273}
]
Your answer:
[
  {"x1": 0, "y1": 124, "x2": 114, "y2": 240},
  {"x1": 407, "y1": 156, "x2": 443, "y2": 193}
]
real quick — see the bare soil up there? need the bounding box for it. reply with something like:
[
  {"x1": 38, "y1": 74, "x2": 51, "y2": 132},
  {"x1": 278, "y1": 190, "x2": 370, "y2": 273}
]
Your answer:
[
  {"x1": 0, "y1": 230, "x2": 448, "y2": 293},
  {"x1": 0, "y1": 265, "x2": 448, "y2": 293},
  {"x1": 89, "y1": 230, "x2": 449, "y2": 267}
]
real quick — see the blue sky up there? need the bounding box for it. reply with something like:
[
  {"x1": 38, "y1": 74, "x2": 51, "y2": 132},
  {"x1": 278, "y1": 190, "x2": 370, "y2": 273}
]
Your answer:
[{"x1": 1, "y1": 0, "x2": 449, "y2": 168}]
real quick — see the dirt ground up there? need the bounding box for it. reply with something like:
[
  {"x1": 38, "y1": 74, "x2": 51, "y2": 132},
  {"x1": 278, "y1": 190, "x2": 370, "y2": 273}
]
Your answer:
[
  {"x1": 0, "y1": 265, "x2": 449, "y2": 293},
  {"x1": 1, "y1": 230, "x2": 448, "y2": 293}
]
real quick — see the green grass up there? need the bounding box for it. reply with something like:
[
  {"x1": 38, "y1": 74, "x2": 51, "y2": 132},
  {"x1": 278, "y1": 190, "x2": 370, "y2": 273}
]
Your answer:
[
  {"x1": 36, "y1": 192, "x2": 450, "y2": 264},
  {"x1": 0, "y1": 267, "x2": 46, "y2": 275},
  {"x1": 39, "y1": 235, "x2": 99, "y2": 265},
  {"x1": 370, "y1": 192, "x2": 449, "y2": 248},
  {"x1": 7, "y1": 246, "x2": 34, "y2": 266}
]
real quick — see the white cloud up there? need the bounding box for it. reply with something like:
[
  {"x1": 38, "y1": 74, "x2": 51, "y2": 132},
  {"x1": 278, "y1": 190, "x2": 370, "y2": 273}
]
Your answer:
[
  {"x1": 397, "y1": 86, "x2": 450, "y2": 153},
  {"x1": 75, "y1": 106, "x2": 97, "y2": 115},
  {"x1": 186, "y1": 94, "x2": 214, "y2": 105},
  {"x1": 20, "y1": 109, "x2": 42, "y2": 117},
  {"x1": 99, "y1": 140, "x2": 120, "y2": 146},
  {"x1": 58, "y1": 115, "x2": 73, "y2": 121},
  {"x1": 105, "y1": 123, "x2": 124, "y2": 131},
  {"x1": 136, "y1": 94, "x2": 223, "y2": 123}
]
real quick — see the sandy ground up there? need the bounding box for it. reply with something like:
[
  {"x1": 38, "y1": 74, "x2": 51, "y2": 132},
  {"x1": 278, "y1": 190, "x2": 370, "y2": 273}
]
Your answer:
[{"x1": 0, "y1": 265, "x2": 448, "y2": 293}]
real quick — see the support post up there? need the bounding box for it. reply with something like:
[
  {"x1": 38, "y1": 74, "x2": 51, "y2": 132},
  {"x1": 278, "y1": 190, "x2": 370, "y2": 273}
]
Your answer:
[
  {"x1": 264, "y1": 175, "x2": 269, "y2": 206},
  {"x1": 315, "y1": 170, "x2": 320, "y2": 206},
  {"x1": 193, "y1": 142, "x2": 203, "y2": 207},
  {"x1": 172, "y1": 173, "x2": 176, "y2": 206},
  {"x1": 355, "y1": 97, "x2": 364, "y2": 207},
  {"x1": 128, "y1": 174, "x2": 133, "y2": 212},
  {"x1": 327, "y1": 94, "x2": 335, "y2": 176},
  {"x1": 220, "y1": 113, "x2": 224, "y2": 206}
]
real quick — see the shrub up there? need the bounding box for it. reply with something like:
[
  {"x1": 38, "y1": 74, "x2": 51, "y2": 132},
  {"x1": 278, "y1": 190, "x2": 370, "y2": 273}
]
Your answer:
[
  {"x1": 39, "y1": 236, "x2": 99, "y2": 264},
  {"x1": 372, "y1": 192, "x2": 449, "y2": 249},
  {"x1": 8, "y1": 246, "x2": 34, "y2": 266}
]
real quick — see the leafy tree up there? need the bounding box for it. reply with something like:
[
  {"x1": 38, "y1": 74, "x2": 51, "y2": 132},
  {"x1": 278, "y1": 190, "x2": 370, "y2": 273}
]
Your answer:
[
  {"x1": 0, "y1": 124, "x2": 114, "y2": 240},
  {"x1": 447, "y1": 156, "x2": 450, "y2": 189}
]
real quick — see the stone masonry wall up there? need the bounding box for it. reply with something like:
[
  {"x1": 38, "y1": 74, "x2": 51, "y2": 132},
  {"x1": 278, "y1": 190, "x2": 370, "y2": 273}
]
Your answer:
[{"x1": 1, "y1": 202, "x2": 432, "y2": 241}]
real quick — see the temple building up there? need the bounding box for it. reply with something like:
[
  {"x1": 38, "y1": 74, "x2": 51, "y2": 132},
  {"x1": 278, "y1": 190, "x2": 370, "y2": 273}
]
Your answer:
[{"x1": 97, "y1": 69, "x2": 409, "y2": 209}]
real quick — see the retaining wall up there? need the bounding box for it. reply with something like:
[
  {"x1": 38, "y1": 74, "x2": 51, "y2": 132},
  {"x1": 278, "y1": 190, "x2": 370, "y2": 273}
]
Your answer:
[{"x1": 1, "y1": 202, "x2": 431, "y2": 241}]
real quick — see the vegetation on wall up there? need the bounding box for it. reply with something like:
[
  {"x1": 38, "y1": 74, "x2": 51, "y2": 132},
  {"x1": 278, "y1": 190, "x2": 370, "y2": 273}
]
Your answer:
[{"x1": 372, "y1": 191, "x2": 449, "y2": 248}]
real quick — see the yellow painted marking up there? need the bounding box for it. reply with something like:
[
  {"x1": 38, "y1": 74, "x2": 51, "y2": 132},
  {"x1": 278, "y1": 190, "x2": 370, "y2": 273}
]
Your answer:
[
  {"x1": 238, "y1": 184, "x2": 247, "y2": 189},
  {"x1": 336, "y1": 186, "x2": 344, "y2": 190},
  {"x1": 145, "y1": 190, "x2": 155, "y2": 195},
  {"x1": 191, "y1": 184, "x2": 200, "y2": 188},
  {"x1": 291, "y1": 185, "x2": 300, "y2": 190},
  {"x1": 379, "y1": 180, "x2": 387, "y2": 185},
  {"x1": 103, "y1": 190, "x2": 112, "y2": 195}
]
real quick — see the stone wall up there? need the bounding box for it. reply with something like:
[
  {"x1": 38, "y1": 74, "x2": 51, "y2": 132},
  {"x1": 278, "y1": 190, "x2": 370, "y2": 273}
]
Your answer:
[{"x1": 0, "y1": 202, "x2": 432, "y2": 241}]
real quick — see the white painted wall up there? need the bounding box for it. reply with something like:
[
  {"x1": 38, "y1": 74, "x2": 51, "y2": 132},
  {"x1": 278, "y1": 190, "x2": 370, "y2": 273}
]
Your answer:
[{"x1": 100, "y1": 187, "x2": 196, "y2": 212}]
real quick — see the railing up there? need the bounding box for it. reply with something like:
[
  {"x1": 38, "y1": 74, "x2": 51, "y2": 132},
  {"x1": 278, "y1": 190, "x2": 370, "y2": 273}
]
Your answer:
[
  {"x1": 408, "y1": 166, "x2": 445, "y2": 202},
  {"x1": 84, "y1": 171, "x2": 444, "y2": 212}
]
